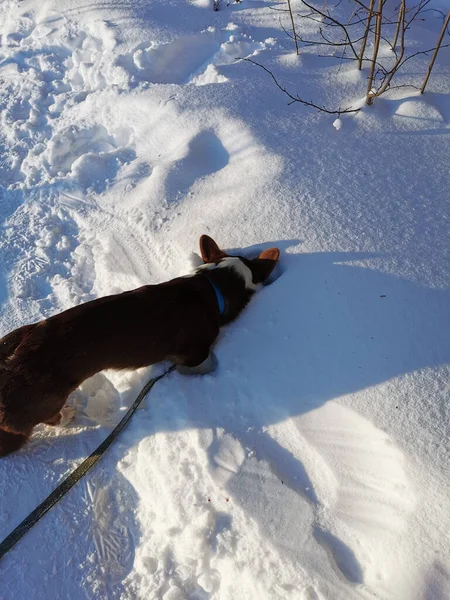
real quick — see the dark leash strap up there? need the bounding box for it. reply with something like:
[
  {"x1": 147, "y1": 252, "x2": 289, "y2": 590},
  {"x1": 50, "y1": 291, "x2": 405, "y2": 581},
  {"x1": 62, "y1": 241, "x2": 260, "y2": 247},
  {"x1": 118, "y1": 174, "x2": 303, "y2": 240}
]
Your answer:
[{"x1": 0, "y1": 364, "x2": 176, "y2": 561}]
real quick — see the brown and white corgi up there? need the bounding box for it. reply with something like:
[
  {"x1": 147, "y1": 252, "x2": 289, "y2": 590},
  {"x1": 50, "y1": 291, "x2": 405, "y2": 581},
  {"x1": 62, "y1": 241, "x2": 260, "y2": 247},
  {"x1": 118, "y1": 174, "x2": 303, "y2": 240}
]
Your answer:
[{"x1": 0, "y1": 235, "x2": 279, "y2": 456}]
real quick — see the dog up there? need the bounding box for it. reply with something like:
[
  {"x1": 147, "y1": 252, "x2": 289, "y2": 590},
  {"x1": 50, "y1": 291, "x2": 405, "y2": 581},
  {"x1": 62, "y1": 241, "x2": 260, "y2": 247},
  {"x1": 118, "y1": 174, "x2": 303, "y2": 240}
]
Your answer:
[{"x1": 0, "y1": 235, "x2": 279, "y2": 456}]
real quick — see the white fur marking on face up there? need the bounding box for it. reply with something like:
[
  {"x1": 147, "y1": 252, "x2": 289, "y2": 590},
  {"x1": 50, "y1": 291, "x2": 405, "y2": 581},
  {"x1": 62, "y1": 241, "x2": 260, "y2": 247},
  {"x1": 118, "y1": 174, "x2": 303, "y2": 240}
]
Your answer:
[{"x1": 197, "y1": 257, "x2": 259, "y2": 291}]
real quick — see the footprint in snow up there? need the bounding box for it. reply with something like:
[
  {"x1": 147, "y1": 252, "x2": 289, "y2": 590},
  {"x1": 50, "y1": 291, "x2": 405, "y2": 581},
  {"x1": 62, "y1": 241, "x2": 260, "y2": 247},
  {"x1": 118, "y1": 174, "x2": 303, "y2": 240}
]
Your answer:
[{"x1": 164, "y1": 130, "x2": 229, "y2": 203}]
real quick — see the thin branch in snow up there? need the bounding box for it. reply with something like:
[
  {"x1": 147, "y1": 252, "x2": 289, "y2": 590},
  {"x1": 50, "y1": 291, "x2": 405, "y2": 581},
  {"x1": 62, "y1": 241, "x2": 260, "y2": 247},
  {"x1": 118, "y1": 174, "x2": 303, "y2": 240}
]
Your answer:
[
  {"x1": 238, "y1": 57, "x2": 360, "y2": 114},
  {"x1": 287, "y1": 0, "x2": 300, "y2": 55},
  {"x1": 373, "y1": 0, "x2": 406, "y2": 98},
  {"x1": 299, "y1": 0, "x2": 360, "y2": 59},
  {"x1": 392, "y1": 0, "x2": 405, "y2": 50},
  {"x1": 420, "y1": 11, "x2": 450, "y2": 93},
  {"x1": 366, "y1": 0, "x2": 383, "y2": 104},
  {"x1": 358, "y1": 0, "x2": 375, "y2": 69}
]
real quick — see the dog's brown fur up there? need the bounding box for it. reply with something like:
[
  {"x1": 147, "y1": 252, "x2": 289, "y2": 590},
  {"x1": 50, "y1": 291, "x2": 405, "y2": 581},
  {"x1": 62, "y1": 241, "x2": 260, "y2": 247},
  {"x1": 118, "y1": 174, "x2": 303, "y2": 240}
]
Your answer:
[{"x1": 0, "y1": 236, "x2": 279, "y2": 456}]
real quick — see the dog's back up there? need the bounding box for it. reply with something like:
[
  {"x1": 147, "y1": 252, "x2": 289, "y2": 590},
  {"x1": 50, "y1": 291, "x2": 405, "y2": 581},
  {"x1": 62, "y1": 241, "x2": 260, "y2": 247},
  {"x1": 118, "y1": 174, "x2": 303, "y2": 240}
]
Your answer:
[
  {"x1": 0, "y1": 235, "x2": 280, "y2": 455},
  {"x1": 0, "y1": 277, "x2": 220, "y2": 453}
]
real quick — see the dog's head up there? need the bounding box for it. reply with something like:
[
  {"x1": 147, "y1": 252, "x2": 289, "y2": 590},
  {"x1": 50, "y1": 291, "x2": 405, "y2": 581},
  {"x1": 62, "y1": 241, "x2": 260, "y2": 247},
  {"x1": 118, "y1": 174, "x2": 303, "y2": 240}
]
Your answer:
[{"x1": 198, "y1": 235, "x2": 280, "y2": 288}]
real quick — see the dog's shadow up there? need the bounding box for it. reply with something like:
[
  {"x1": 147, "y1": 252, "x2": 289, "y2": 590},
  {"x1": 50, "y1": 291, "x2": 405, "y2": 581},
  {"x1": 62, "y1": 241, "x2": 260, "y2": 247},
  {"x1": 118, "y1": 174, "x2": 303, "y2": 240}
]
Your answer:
[{"x1": 1, "y1": 246, "x2": 449, "y2": 595}]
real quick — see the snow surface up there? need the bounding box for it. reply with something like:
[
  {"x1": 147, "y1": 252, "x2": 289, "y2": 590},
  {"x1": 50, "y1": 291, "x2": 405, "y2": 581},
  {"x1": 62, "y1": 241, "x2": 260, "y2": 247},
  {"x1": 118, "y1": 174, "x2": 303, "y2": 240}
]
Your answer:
[{"x1": 0, "y1": 0, "x2": 449, "y2": 598}]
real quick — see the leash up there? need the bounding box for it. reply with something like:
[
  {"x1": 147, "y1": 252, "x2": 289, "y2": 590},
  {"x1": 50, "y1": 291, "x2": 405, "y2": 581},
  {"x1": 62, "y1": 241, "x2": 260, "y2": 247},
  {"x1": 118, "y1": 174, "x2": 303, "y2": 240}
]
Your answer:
[{"x1": 0, "y1": 364, "x2": 176, "y2": 561}]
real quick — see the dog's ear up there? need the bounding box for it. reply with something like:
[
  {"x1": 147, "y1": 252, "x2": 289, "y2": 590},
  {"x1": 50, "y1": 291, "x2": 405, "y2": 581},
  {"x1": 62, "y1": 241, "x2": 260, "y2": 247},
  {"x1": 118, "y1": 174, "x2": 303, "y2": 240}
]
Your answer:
[
  {"x1": 250, "y1": 248, "x2": 280, "y2": 283},
  {"x1": 199, "y1": 235, "x2": 227, "y2": 263}
]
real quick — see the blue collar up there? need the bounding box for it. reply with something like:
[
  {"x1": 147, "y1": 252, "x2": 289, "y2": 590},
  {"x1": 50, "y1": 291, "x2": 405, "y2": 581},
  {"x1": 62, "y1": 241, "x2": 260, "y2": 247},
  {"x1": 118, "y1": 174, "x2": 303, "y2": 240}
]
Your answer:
[{"x1": 203, "y1": 277, "x2": 225, "y2": 316}]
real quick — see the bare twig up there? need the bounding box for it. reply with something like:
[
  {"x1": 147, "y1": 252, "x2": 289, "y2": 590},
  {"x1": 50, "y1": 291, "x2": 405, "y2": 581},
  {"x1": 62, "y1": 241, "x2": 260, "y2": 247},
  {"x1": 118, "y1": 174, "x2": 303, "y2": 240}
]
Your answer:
[
  {"x1": 300, "y1": 0, "x2": 360, "y2": 59},
  {"x1": 351, "y1": 0, "x2": 372, "y2": 12},
  {"x1": 273, "y1": 0, "x2": 448, "y2": 107},
  {"x1": 374, "y1": 0, "x2": 405, "y2": 96},
  {"x1": 392, "y1": 0, "x2": 405, "y2": 50},
  {"x1": 238, "y1": 57, "x2": 360, "y2": 114},
  {"x1": 405, "y1": 0, "x2": 432, "y2": 29},
  {"x1": 358, "y1": 0, "x2": 375, "y2": 69},
  {"x1": 280, "y1": 17, "x2": 366, "y2": 49},
  {"x1": 420, "y1": 11, "x2": 450, "y2": 93},
  {"x1": 388, "y1": 83, "x2": 421, "y2": 91},
  {"x1": 366, "y1": 0, "x2": 383, "y2": 104},
  {"x1": 287, "y1": 0, "x2": 299, "y2": 55},
  {"x1": 317, "y1": 54, "x2": 355, "y2": 60},
  {"x1": 319, "y1": 27, "x2": 362, "y2": 46},
  {"x1": 297, "y1": 13, "x2": 371, "y2": 28},
  {"x1": 398, "y1": 40, "x2": 450, "y2": 69}
]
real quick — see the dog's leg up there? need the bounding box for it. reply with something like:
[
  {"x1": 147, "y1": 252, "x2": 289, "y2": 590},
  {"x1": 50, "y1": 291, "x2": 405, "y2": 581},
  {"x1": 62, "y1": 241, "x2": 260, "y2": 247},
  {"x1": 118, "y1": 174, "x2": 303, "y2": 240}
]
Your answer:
[
  {"x1": 44, "y1": 406, "x2": 76, "y2": 427},
  {"x1": 176, "y1": 350, "x2": 218, "y2": 375}
]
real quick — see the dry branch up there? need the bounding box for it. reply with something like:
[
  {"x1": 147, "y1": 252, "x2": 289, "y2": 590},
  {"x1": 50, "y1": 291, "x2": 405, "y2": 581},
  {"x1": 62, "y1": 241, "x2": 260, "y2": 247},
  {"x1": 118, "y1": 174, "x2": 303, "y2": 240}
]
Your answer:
[
  {"x1": 265, "y1": 0, "x2": 449, "y2": 112},
  {"x1": 392, "y1": 0, "x2": 405, "y2": 50},
  {"x1": 287, "y1": 0, "x2": 299, "y2": 55},
  {"x1": 420, "y1": 11, "x2": 450, "y2": 93},
  {"x1": 358, "y1": 0, "x2": 375, "y2": 69},
  {"x1": 239, "y1": 57, "x2": 360, "y2": 114},
  {"x1": 366, "y1": 0, "x2": 383, "y2": 104},
  {"x1": 300, "y1": 0, "x2": 361, "y2": 59},
  {"x1": 373, "y1": 0, "x2": 406, "y2": 97}
]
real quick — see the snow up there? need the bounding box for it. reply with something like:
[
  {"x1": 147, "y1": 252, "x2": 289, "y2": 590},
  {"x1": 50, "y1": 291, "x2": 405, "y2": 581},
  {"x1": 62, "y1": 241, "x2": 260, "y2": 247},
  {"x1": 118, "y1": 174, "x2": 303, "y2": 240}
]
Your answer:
[
  {"x1": 332, "y1": 118, "x2": 342, "y2": 131},
  {"x1": 0, "y1": 0, "x2": 449, "y2": 598}
]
